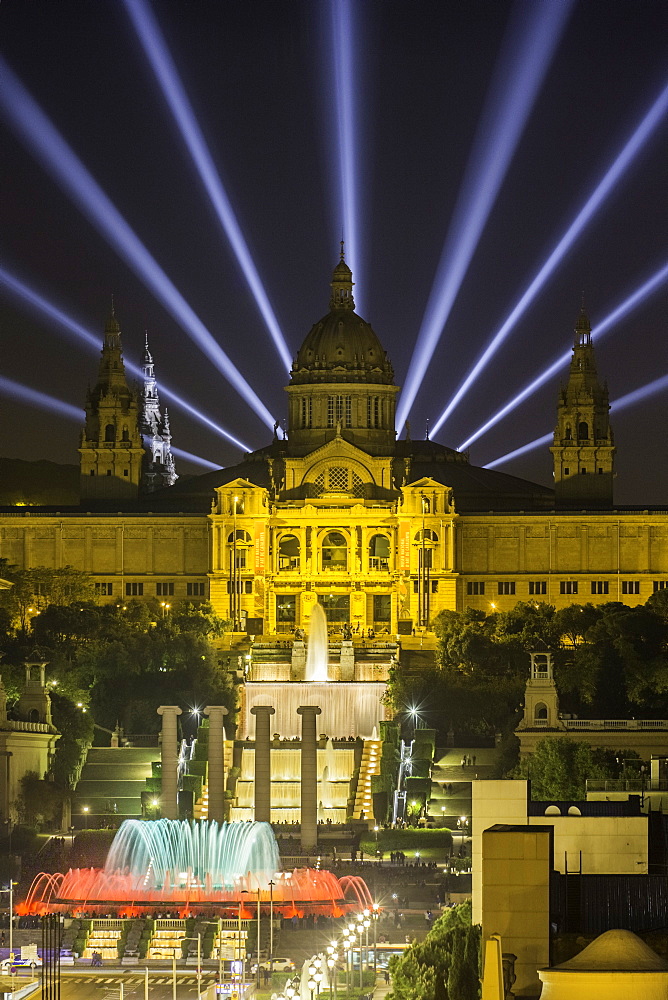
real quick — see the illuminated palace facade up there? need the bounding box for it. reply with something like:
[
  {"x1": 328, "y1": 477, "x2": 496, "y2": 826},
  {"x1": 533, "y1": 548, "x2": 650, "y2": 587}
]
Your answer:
[{"x1": 1, "y1": 254, "x2": 666, "y2": 632}]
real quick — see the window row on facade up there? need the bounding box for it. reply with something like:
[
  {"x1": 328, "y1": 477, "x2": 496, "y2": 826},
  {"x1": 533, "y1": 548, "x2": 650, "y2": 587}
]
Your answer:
[
  {"x1": 465, "y1": 579, "x2": 652, "y2": 597},
  {"x1": 296, "y1": 395, "x2": 389, "y2": 429},
  {"x1": 95, "y1": 581, "x2": 207, "y2": 597},
  {"x1": 272, "y1": 531, "x2": 438, "y2": 572}
]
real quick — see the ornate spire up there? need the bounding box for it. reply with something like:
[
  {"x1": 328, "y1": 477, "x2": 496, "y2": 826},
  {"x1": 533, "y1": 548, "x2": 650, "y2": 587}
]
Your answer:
[
  {"x1": 143, "y1": 330, "x2": 153, "y2": 366},
  {"x1": 329, "y1": 244, "x2": 355, "y2": 311}
]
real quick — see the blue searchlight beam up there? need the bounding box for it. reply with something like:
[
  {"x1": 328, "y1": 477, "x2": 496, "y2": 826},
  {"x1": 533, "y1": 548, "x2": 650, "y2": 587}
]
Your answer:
[
  {"x1": 328, "y1": 0, "x2": 364, "y2": 313},
  {"x1": 431, "y1": 76, "x2": 668, "y2": 438},
  {"x1": 459, "y1": 259, "x2": 668, "y2": 451},
  {"x1": 396, "y1": 0, "x2": 575, "y2": 433},
  {"x1": 0, "y1": 56, "x2": 277, "y2": 433},
  {"x1": 0, "y1": 265, "x2": 252, "y2": 453},
  {"x1": 484, "y1": 374, "x2": 668, "y2": 470},
  {"x1": 122, "y1": 0, "x2": 292, "y2": 373}
]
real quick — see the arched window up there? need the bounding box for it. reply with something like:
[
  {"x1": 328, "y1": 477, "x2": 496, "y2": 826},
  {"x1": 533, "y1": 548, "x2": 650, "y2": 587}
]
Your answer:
[
  {"x1": 104, "y1": 423, "x2": 116, "y2": 442},
  {"x1": 278, "y1": 534, "x2": 300, "y2": 571},
  {"x1": 534, "y1": 703, "x2": 548, "y2": 723},
  {"x1": 121, "y1": 426, "x2": 130, "y2": 441},
  {"x1": 578, "y1": 421, "x2": 589, "y2": 440},
  {"x1": 565, "y1": 424, "x2": 572, "y2": 440},
  {"x1": 369, "y1": 534, "x2": 390, "y2": 571},
  {"x1": 227, "y1": 529, "x2": 252, "y2": 545},
  {"x1": 322, "y1": 531, "x2": 348, "y2": 571},
  {"x1": 414, "y1": 529, "x2": 438, "y2": 543}
]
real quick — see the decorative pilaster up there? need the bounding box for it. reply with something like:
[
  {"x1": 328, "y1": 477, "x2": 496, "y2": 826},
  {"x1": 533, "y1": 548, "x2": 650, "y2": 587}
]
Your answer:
[
  {"x1": 297, "y1": 705, "x2": 321, "y2": 852},
  {"x1": 250, "y1": 706, "x2": 275, "y2": 823},
  {"x1": 157, "y1": 705, "x2": 182, "y2": 820},
  {"x1": 204, "y1": 705, "x2": 228, "y2": 824}
]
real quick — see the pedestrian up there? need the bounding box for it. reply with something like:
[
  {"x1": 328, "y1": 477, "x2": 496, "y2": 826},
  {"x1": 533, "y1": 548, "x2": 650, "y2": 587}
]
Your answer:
[
  {"x1": 384, "y1": 969, "x2": 390, "y2": 984},
  {"x1": 472, "y1": 754, "x2": 477, "y2": 766}
]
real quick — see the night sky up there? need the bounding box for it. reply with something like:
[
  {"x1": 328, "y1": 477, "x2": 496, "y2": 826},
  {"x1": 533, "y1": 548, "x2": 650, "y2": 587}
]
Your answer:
[{"x1": 1, "y1": 0, "x2": 667, "y2": 504}]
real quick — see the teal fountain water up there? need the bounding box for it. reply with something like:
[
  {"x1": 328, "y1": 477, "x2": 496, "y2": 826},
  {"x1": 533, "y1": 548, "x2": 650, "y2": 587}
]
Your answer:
[{"x1": 24, "y1": 818, "x2": 373, "y2": 917}]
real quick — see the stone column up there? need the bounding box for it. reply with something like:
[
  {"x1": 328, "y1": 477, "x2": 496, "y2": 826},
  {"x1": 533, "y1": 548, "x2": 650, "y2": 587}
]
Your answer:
[
  {"x1": 205, "y1": 705, "x2": 229, "y2": 825},
  {"x1": 340, "y1": 641, "x2": 355, "y2": 681},
  {"x1": 297, "y1": 705, "x2": 321, "y2": 852},
  {"x1": 291, "y1": 638, "x2": 306, "y2": 681},
  {"x1": 250, "y1": 706, "x2": 275, "y2": 823},
  {"x1": 157, "y1": 706, "x2": 182, "y2": 820}
]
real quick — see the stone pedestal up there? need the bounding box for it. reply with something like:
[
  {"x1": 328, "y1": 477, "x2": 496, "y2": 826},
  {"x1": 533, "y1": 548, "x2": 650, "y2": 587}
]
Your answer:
[
  {"x1": 291, "y1": 641, "x2": 306, "y2": 681},
  {"x1": 204, "y1": 705, "x2": 228, "y2": 825},
  {"x1": 340, "y1": 641, "x2": 355, "y2": 681},
  {"x1": 157, "y1": 706, "x2": 182, "y2": 820},
  {"x1": 250, "y1": 705, "x2": 275, "y2": 823},
  {"x1": 297, "y1": 705, "x2": 321, "y2": 852}
]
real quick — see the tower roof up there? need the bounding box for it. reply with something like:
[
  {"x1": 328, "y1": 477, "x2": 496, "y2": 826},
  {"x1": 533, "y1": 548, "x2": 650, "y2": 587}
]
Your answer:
[{"x1": 291, "y1": 250, "x2": 394, "y2": 386}]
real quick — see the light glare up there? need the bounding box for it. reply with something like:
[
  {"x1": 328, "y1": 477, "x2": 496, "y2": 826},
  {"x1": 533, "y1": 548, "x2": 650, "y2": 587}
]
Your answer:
[
  {"x1": 0, "y1": 56, "x2": 277, "y2": 432},
  {"x1": 123, "y1": 0, "x2": 292, "y2": 373},
  {"x1": 432, "y1": 76, "x2": 668, "y2": 438},
  {"x1": 396, "y1": 0, "x2": 575, "y2": 432}
]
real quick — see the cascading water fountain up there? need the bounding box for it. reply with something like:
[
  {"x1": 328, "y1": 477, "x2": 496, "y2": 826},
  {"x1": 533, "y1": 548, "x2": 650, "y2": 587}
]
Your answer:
[
  {"x1": 305, "y1": 602, "x2": 329, "y2": 682},
  {"x1": 22, "y1": 818, "x2": 373, "y2": 917}
]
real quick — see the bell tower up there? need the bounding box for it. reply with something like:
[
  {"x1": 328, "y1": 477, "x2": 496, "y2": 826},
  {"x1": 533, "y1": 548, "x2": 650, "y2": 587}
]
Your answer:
[
  {"x1": 550, "y1": 306, "x2": 615, "y2": 507},
  {"x1": 79, "y1": 309, "x2": 145, "y2": 500}
]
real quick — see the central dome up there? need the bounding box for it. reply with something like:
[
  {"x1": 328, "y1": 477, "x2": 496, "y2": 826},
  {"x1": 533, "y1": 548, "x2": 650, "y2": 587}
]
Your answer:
[{"x1": 291, "y1": 249, "x2": 395, "y2": 386}]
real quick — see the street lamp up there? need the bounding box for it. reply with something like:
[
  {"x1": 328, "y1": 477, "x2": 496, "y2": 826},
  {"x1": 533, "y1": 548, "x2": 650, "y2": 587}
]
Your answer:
[
  {"x1": 371, "y1": 903, "x2": 380, "y2": 975},
  {"x1": 356, "y1": 917, "x2": 365, "y2": 988},
  {"x1": 82, "y1": 805, "x2": 89, "y2": 830},
  {"x1": 0, "y1": 881, "x2": 17, "y2": 958},
  {"x1": 182, "y1": 935, "x2": 202, "y2": 991}
]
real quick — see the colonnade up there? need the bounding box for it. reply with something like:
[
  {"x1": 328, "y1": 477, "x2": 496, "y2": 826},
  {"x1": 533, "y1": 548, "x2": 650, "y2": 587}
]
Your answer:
[{"x1": 157, "y1": 702, "x2": 324, "y2": 849}]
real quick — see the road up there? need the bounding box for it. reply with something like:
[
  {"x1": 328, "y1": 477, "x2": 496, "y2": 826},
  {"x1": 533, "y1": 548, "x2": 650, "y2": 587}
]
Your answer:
[{"x1": 57, "y1": 970, "x2": 220, "y2": 1000}]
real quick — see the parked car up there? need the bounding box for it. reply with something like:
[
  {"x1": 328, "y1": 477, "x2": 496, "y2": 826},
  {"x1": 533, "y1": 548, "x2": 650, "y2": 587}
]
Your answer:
[
  {"x1": 1, "y1": 955, "x2": 42, "y2": 972},
  {"x1": 252, "y1": 957, "x2": 295, "y2": 973}
]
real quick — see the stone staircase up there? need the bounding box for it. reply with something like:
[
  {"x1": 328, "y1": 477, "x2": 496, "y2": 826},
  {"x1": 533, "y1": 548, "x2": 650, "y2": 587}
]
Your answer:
[
  {"x1": 353, "y1": 738, "x2": 381, "y2": 818},
  {"x1": 73, "y1": 746, "x2": 158, "y2": 828}
]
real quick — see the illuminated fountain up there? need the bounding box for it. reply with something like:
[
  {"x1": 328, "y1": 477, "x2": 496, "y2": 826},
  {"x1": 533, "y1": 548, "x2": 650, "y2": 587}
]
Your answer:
[
  {"x1": 23, "y1": 818, "x2": 371, "y2": 917},
  {"x1": 305, "y1": 602, "x2": 329, "y2": 682}
]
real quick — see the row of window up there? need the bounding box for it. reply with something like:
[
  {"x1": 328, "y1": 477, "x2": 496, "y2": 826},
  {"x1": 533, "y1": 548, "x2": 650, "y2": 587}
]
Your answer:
[
  {"x1": 297, "y1": 396, "x2": 387, "y2": 430},
  {"x1": 89, "y1": 468, "x2": 130, "y2": 477},
  {"x1": 275, "y1": 593, "x2": 391, "y2": 623},
  {"x1": 95, "y1": 582, "x2": 206, "y2": 597},
  {"x1": 466, "y1": 579, "x2": 648, "y2": 597}
]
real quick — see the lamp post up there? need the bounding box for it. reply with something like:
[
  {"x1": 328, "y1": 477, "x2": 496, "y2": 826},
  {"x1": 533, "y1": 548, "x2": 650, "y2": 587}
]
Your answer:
[
  {"x1": 82, "y1": 805, "x2": 89, "y2": 830},
  {"x1": 0, "y1": 881, "x2": 16, "y2": 959},
  {"x1": 238, "y1": 892, "x2": 248, "y2": 995},
  {"x1": 182, "y1": 935, "x2": 202, "y2": 991},
  {"x1": 326, "y1": 943, "x2": 339, "y2": 1000},
  {"x1": 256, "y1": 888, "x2": 261, "y2": 987},
  {"x1": 371, "y1": 903, "x2": 380, "y2": 975},
  {"x1": 268, "y1": 879, "x2": 275, "y2": 979}
]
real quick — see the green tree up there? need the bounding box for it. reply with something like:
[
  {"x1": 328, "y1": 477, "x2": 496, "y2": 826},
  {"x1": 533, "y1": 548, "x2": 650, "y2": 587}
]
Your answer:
[
  {"x1": 389, "y1": 902, "x2": 479, "y2": 1000},
  {"x1": 513, "y1": 736, "x2": 640, "y2": 799}
]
